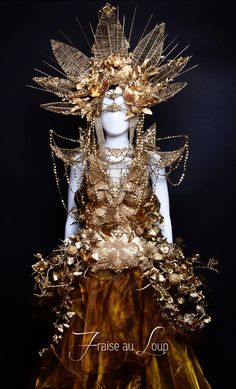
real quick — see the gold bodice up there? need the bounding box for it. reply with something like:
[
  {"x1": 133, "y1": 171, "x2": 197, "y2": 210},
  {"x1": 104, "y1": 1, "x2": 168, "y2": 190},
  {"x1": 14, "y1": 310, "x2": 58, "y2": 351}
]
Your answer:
[
  {"x1": 32, "y1": 143, "x2": 215, "y2": 345},
  {"x1": 74, "y1": 152, "x2": 163, "y2": 237}
]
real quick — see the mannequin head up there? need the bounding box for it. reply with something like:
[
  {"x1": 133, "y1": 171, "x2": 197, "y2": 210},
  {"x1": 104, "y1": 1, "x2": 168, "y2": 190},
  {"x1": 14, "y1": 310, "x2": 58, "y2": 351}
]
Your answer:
[
  {"x1": 94, "y1": 88, "x2": 140, "y2": 148},
  {"x1": 100, "y1": 93, "x2": 130, "y2": 138}
]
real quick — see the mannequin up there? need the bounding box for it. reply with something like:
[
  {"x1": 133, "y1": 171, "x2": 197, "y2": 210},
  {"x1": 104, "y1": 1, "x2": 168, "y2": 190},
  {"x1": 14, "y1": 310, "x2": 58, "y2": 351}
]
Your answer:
[
  {"x1": 31, "y1": 91, "x2": 214, "y2": 388},
  {"x1": 32, "y1": 91, "x2": 214, "y2": 389},
  {"x1": 30, "y1": 5, "x2": 216, "y2": 387},
  {"x1": 65, "y1": 93, "x2": 173, "y2": 243}
]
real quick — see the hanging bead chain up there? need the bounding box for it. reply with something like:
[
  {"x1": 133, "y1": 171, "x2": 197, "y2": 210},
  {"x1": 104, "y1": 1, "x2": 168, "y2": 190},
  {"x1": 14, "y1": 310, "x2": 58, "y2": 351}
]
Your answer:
[
  {"x1": 79, "y1": 119, "x2": 92, "y2": 181},
  {"x1": 133, "y1": 113, "x2": 145, "y2": 200},
  {"x1": 64, "y1": 120, "x2": 96, "y2": 194},
  {"x1": 166, "y1": 137, "x2": 189, "y2": 186},
  {"x1": 91, "y1": 122, "x2": 98, "y2": 156},
  {"x1": 132, "y1": 113, "x2": 147, "y2": 212},
  {"x1": 167, "y1": 145, "x2": 189, "y2": 186},
  {"x1": 135, "y1": 113, "x2": 145, "y2": 164},
  {"x1": 49, "y1": 129, "x2": 80, "y2": 143},
  {"x1": 153, "y1": 134, "x2": 189, "y2": 186},
  {"x1": 49, "y1": 120, "x2": 95, "y2": 213},
  {"x1": 49, "y1": 129, "x2": 68, "y2": 212}
]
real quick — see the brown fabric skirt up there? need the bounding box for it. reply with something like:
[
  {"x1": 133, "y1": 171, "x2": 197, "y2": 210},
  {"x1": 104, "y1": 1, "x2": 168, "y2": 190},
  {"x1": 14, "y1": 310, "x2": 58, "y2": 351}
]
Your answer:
[{"x1": 33, "y1": 268, "x2": 212, "y2": 388}]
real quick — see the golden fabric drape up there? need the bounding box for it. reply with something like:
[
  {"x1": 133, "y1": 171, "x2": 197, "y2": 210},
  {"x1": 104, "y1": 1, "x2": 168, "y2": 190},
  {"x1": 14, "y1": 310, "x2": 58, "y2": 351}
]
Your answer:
[{"x1": 34, "y1": 268, "x2": 212, "y2": 389}]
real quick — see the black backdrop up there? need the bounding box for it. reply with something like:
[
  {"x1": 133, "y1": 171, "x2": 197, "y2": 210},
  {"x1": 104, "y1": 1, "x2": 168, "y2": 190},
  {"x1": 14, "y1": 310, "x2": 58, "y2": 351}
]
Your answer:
[{"x1": 1, "y1": 1, "x2": 235, "y2": 388}]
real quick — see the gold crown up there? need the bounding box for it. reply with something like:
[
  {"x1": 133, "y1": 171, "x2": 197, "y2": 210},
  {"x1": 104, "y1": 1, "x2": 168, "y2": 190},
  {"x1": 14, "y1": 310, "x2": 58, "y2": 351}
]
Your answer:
[{"x1": 33, "y1": 3, "x2": 191, "y2": 121}]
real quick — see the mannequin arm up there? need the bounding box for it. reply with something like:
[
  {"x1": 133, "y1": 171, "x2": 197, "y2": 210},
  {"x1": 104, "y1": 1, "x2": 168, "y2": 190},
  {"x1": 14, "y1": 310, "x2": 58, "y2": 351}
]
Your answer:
[
  {"x1": 64, "y1": 161, "x2": 83, "y2": 239},
  {"x1": 150, "y1": 155, "x2": 173, "y2": 244}
]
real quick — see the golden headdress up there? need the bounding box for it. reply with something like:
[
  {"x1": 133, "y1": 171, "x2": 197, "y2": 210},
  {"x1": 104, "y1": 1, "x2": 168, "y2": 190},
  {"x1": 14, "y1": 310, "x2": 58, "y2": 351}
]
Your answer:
[
  {"x1": 32, "y1": 2, "x2": 192, "y2": 197},
  {"x1": 33, "y1": 3, "x2": 191, "y2": 121}
]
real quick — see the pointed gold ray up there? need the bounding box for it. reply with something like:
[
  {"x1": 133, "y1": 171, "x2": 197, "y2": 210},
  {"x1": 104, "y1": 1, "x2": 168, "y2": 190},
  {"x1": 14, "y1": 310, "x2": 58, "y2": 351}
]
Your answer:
[
  {"x1": 91, "y1": 4, "x2": 129, "y2": 59},
  {"x1": 51, "y1": 40, "x2": 90, "y2": 82},
  {"x1": 132, "y1": 23, "x2": 165, "y2": 67}
]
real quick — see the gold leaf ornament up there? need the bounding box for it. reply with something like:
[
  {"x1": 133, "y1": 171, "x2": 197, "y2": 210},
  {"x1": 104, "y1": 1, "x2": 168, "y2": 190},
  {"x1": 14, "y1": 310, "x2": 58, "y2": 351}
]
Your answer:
[{"x1": 32, "y1": 3, "x2": 191, "y2": 120}]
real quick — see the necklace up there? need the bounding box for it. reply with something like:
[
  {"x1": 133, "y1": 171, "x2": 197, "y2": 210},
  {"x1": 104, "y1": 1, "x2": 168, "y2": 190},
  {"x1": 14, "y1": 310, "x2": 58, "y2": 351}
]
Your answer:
[{"x1": 105, "y1": 144, "x2": 133, "y2": 157}]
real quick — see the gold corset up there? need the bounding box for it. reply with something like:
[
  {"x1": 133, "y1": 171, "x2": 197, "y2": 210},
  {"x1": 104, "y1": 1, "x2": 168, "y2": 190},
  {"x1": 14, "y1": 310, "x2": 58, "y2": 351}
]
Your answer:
[{"x1": 74, "y1": 152, "x2": 163, "y2": 237}]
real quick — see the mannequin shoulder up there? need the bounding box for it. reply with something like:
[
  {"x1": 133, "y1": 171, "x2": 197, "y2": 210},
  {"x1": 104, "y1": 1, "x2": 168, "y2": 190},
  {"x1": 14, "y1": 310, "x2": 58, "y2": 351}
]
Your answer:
[
  {"x1": 72, "y1": 152, "x2": 85, "y2": 167},
  {"x1": 69, "y1": 153, "x2": 85, "y2": 181},
  {"x1": 146, "y1": 151, "x2": 161, "y2": 165},
  {"x1": 146, "y1": 151, "x2": 166, "y2": 181}
]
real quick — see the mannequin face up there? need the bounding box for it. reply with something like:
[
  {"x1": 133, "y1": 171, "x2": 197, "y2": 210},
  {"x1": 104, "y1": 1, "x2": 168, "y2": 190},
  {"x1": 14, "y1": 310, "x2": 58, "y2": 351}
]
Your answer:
[{"x1": 100, "y1": 94, "x2": 130, "y2": 137}]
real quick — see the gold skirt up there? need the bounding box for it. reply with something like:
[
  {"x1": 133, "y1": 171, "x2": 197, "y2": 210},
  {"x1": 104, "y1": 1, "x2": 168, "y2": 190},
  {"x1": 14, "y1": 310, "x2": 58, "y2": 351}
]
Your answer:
[{"x1": 34, "y1": 268, "x2": 212, "y2": 389}]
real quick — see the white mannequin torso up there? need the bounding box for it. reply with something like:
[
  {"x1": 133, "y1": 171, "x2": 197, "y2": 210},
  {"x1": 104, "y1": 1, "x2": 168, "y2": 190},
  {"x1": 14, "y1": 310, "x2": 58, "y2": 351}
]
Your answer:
[{"x1": 64, "y1": 95, "x2": 173, "y2": 243}]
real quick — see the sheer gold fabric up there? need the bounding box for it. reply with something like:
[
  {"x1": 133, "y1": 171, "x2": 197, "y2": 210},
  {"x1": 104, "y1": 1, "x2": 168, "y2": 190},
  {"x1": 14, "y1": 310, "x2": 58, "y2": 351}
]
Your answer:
[{"x1": 35, "y1": 268, "x2": 211, "y2": 388}]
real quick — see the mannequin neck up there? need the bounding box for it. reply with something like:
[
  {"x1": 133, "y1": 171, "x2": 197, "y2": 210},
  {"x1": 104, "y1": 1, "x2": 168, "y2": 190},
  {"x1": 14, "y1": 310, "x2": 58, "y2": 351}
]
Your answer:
[{"x1": 105, "y1": 132, "x2": 130, "y2": 148}]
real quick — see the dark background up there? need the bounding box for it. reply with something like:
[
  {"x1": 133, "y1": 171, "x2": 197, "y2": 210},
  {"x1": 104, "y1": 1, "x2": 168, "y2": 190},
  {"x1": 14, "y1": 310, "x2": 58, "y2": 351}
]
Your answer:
[{"x1": 1, "y1": 0, "x2": 235, "y2": 388}]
